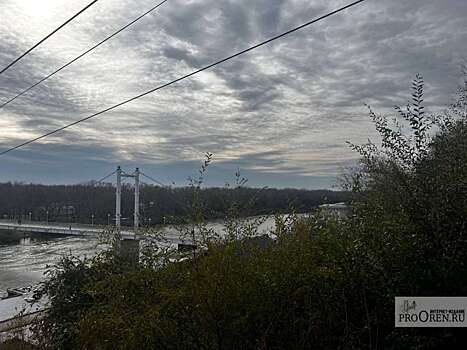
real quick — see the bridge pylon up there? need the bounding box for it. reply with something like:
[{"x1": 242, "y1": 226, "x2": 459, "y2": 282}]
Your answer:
[{"x1": 115, "y1": 166, "x2": 140, "y2": 233}]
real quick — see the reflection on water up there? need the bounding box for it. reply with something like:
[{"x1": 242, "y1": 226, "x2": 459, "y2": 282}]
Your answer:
[{"x1": 0, "y1": 230, "x2": 103, "y2": 291}]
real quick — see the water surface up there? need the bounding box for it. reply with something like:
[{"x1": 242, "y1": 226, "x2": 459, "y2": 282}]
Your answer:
[
  {"x1": 0, "y1": 230, "x2": 102, "y2": 291},
  {"x1": 0, "y1": 216, "x2": 278, "y2": 291}
]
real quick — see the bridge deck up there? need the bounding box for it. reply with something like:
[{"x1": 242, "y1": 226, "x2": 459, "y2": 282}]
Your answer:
[
  {"x1": 0, "y1": 222, "x2": 188, "y2": 244},
  {"x1": 0, "y1": 222, "x2": 135, "y2": 239}
]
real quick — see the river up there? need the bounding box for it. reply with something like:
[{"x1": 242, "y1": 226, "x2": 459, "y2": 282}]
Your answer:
[
  {"x1": 0, "y1": 230, "x2": 105, "y2": 291},
  {"x1": 0, "y1": 216, "x2": 279, "y2": 292}
]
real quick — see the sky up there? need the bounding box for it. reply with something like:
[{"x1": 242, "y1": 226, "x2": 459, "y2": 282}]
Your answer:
[{"x1": 0, "y1": 0, "x2": 466, "y2": 189}]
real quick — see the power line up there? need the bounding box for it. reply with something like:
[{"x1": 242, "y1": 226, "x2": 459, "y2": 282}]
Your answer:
[
  {"x1": 0, "y1": 0, "x2": 99, "y2": 75},
  {"x1": 0, "y1": 0, "x2": 367, "y2": 157},
  {"x1": 0, "y1": 0, "x2": 169, "y2": 109}
]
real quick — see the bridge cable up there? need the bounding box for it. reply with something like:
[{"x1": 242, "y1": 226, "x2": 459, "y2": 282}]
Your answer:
[
  {"x1": 140, "y1": 172, "x2": 168, "y2": 187},
  {"x1": 140, "y1": 172, "x2": 195, "y2": 216},
  {"x1": 95, "y1": 170, "x2": 117, "y2": 184},
  {"x1": 1, "y1": 0, "x2": 170, "y2": 109},
  {"x1": 0, "y1": 0, "x2": 99, "y2": 75},
  {"x1": 0, "y1": 0, "x2": 367, "y2": 156}
]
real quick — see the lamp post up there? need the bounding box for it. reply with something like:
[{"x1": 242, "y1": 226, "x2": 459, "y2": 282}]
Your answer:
[
  {"x1": 46, "y1": 210, "x2": 49, "y2": 224},
  {"x1": 107, "y1": 213, "x2": 110, "y2": 226},
  {"x1": 91, "y1": 214, "x2": 95, "y2": 226},
  {"x1": 29, "y1": 212, "x2": 32, "y2": 221},
  {"x1": 148, "y1": 217, "x2": 152, "y2": 227}
]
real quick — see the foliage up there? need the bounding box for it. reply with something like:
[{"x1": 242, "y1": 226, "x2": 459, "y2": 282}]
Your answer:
[
  {"x1": 343, "y1": 72, "x2": 467, "y2": 348},
  {"x1": 0, "y1": 338, "x2": 38, "y2": 349},
  {"x1": 30, "y1": 74, "x2": 467, "y2": 349}
]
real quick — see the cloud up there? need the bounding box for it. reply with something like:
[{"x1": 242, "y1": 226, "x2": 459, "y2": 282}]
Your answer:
[{"x1": 0, "y1": 0, "x2": 466, "y2": 188}]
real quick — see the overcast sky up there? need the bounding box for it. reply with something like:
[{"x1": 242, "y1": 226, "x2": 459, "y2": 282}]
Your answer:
[{"x1": 0, "y1": 0, "x2": 466, "y2": 189}]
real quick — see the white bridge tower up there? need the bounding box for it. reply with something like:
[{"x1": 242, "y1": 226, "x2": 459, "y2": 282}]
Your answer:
[{"x1": 115, "y1": 166, "x2": 140, "y2": 232}]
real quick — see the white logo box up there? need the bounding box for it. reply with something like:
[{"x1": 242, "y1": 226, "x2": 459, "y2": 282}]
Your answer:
[{"x1": 395, "y1": 297, "x2": 467, "y2": 327}]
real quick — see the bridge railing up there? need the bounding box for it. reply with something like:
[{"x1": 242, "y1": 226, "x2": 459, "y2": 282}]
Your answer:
[{"x1": 0, "y1": 218, "x2": 102, "y2": 228}]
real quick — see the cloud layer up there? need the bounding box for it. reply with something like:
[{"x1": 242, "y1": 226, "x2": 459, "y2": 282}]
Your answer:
[{"x1": 0, "y1": 0, "x2": 466, "y2": 188}]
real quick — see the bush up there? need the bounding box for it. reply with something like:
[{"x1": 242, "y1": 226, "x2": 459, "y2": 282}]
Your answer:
[{"x1": 33, "y1": 74, "x2": 467, "y2": 349}]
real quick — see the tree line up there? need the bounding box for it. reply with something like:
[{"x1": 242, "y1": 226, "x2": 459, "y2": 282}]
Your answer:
[
  {"x1": 24, "y1": 73, "x2": 467, "y2": 350},
  {"x1": 2, "y1": 71, "x2": 466, "y2": 350},
  {"x1": 0, "y1": 182, "x2": 349, "y2": 225}
]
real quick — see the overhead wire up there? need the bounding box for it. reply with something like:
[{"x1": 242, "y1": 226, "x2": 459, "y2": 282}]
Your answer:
[
  {"x1": 0, "y1": 0, "x2": 99, "y2": 75},
  {"x1": 0, "y1": 0, "x2": 169, "y2": 109},
  {"x1": 0, "y1": 0, "x2": 367, "y2": 156}
]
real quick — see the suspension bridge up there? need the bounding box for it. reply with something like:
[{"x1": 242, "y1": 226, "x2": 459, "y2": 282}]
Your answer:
[{"x1": 0, "y1": 166, "x2": 172, "y2": 240}]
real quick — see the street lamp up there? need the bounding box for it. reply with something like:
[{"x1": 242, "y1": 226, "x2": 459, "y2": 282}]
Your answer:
[
  {"x1": 107, "y1": 213, "x2": 111, "y2": 226},
  {"x1": 46, "y1": 210, "x2": 49, "y2": 224},
  {"x1": 29, "y1": 212, "x2": 32, "y2": 221},
  {"x1": 148, "y1": 218, "x2": 152, "y2": 227},
  {"x1": 91, "y1": 214, "x2": 95, "y2": 226}
]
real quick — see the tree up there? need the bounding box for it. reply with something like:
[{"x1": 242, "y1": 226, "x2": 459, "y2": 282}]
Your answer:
[{"x1": 29, "y1": 73, "x2": 467, "y2": 350}]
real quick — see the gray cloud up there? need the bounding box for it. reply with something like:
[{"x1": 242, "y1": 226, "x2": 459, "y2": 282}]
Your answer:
[{"x1": 0, "y1": 0, "x2": 466, "y2": 188}]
